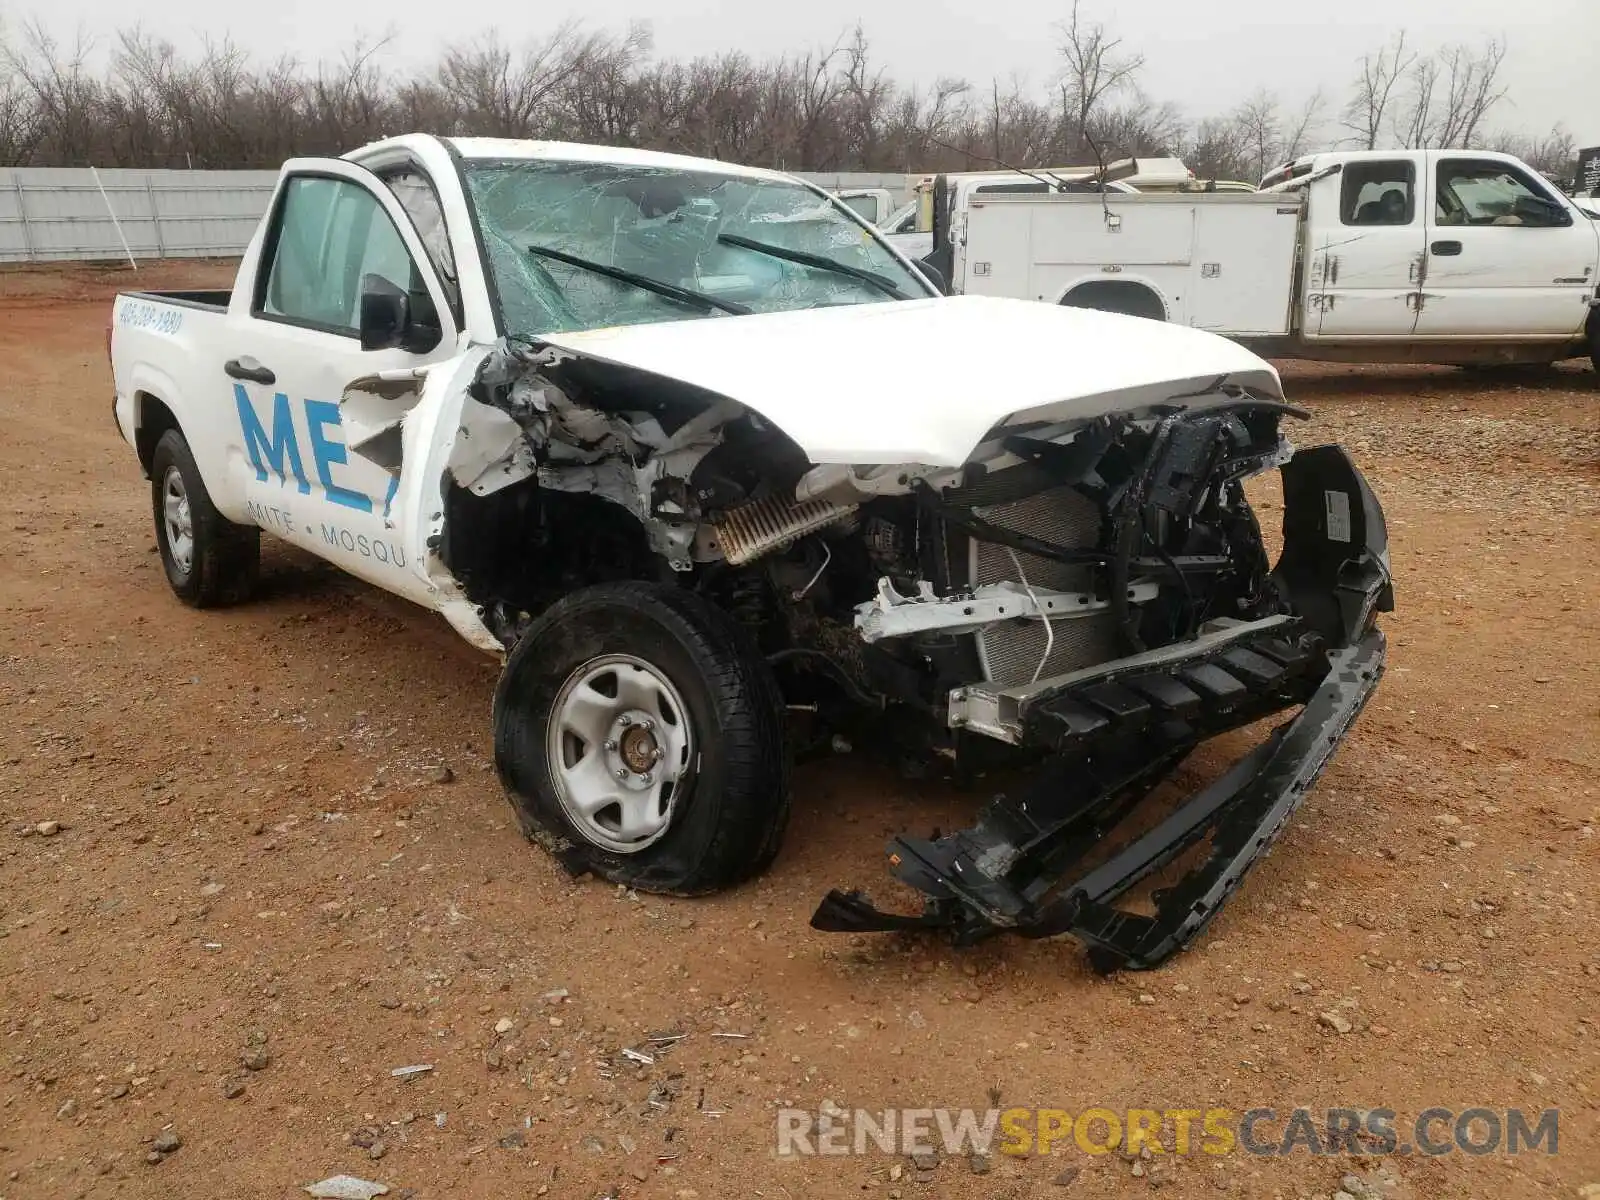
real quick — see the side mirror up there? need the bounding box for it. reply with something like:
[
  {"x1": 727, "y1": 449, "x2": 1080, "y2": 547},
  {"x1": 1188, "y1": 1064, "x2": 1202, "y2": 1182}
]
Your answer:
[
  {"x1": 359, "y1": 273, "x2": 441, "y2": 353},
  {"x1": 916, "y1": 258, "x2": 949, "y2": 295}
]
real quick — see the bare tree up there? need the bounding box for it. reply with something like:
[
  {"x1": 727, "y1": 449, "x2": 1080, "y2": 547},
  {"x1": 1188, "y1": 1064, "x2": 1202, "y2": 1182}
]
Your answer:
[
  {"x1": 1055, "y1": 0, "x2": 1143, "y2": 156},
  {"x1": 5, "y1": 21, "x2": 102, "y2": 165},
  {"x1": 1391, "y1": 36, "x2": 1507, "y2": 150},
  {"x1": 1484, "y1": 124, "x2": 1578, "y2": 179},
  {"x1": 1182, "y1": 115, "x2": 1252, "y2": 183},
  {"x1": 1232, "y1": 90, "x2": 1282, "y2": 182},
  {"x1": 1343, "y1": 31, "x2": 1415, "y2": 151},
  {"x1": 1282, "y1": 88, "x2": 1326, "y2": 161},
  {"x1": 0, "y1": 17, "x2": 1562, "y2": 182},
  {"x1": 1433, "y1": 37, "x2": 1507, "y2": 148}
]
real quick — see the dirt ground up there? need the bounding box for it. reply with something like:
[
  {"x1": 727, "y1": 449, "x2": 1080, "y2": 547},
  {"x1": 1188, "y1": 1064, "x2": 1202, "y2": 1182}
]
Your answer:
[{"x1": 1, "y1": 261, "x2": 1596, "y2": 1200}]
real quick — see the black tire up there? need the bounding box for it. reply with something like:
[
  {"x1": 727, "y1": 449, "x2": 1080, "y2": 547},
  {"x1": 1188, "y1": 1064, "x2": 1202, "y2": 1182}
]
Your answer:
[
  {"x1": 1588, "y1": 310, "x2": 1599, "y2": 373},
  {"x1": 150, "y1": 428, "x2": 260, "y2": 608},
  {"x1": 493, "y1": 581, "x2": 791, "y2": 895}
]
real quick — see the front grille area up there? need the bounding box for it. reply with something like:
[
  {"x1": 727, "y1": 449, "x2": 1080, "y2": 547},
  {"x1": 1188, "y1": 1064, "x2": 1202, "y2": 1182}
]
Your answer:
[{"x1": 967, "y1": 483, "x2": 1121, "y2": 687}]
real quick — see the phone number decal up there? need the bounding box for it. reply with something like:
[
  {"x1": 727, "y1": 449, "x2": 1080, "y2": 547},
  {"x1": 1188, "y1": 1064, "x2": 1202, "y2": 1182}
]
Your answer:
[{"x1": 117, "y1": 300, "x2": 183, "y2": 335}]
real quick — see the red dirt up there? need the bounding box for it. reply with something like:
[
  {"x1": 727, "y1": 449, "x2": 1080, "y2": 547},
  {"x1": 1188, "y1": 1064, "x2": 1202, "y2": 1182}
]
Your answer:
[{"x1": 0, "y1": 262, "x2": 1596, "y2": 1200}]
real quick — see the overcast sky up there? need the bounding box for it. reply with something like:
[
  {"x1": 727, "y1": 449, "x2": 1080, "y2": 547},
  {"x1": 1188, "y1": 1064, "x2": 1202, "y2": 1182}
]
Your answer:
[{"x1": 26, "y1": 0, "x2": 1600, "y2": 148}]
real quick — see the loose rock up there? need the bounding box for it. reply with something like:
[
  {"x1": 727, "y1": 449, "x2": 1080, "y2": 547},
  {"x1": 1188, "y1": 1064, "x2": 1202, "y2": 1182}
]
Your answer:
[
  {"x1": 152, "y1": 1129, "x2": 181, "y2": 1154},
  {"x1": 1318, "y1": 1011, "x2": 1354, "y2": 1035},
  {"x1": 304, "y1": 1177, "x2": 390, "y2": 1200},
  {"x1": 35, "y1": 820, "x2": 61, "y2": 837},
  {"x1": 1053, "y1": 1166, "x2": 1081, "y2": 1186},
  {"x1": 242, "y1": 1047, "x2": 271, "y2": 1071},
  {"x1": 220, "y1": 1077, "x2": 246, "y2": 1099}
]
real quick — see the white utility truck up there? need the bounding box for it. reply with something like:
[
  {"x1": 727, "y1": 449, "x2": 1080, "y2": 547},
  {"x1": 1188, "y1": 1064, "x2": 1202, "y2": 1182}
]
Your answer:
[
  {"x1": 934, "y1": 149, "x2": 1600, "y2": 368},
  {"x1": 880, "y1": 158, "x2": 1200, "y2": 262},
  {"x1": 109, "y1": 134, "x2": 1393, "y2": 971}
]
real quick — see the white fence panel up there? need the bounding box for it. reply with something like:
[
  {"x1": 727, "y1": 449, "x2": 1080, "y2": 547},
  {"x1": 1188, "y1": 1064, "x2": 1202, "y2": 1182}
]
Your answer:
[
  {"x1": 0, "y1": 167, "x2": 910, "y2": 264},
  {"x1": 0, "y1": 169, "x2": 278, "y2": 263}
]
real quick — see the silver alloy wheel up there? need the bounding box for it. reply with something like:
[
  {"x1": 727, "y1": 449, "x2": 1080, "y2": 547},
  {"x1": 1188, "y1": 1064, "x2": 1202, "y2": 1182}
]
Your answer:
[
  {"x1": 547, "y1": 654, "x2": 695, "y2": 854},
  {"x1": 162, "y1": 465, "x2": 195, "y2": 576}
]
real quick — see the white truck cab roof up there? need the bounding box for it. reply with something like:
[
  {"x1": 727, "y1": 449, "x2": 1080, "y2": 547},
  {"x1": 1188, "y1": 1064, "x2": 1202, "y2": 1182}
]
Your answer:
[
  {"x1": 349, "y1": 134, "x2": 803, "y2": 188},
  {"x1": 1259, "y1": 148, "x2": 1539, "y2": 192}
]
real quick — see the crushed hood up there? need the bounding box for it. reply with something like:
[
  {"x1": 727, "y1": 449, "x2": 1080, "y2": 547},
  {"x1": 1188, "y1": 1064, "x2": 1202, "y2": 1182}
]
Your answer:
[{"x1": 537, "y1": 295, "x2": 1283, "y2": 467}]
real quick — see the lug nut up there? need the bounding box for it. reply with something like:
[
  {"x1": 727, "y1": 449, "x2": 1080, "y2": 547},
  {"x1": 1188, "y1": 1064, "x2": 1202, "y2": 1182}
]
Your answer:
[
  {"x1": 651, "y1": 748, "x2": 664, "y2": 762},
  {"x1": 640, "y1": 774, "x2": 654, "y2": 785},
  {"x1": 603, "y1": 739, "x2": 617, "y2": 752},
  {"x1": 639, "y1": 719, "x2": 653, "y2": 731},
  {"x1": 614, "y1": 768, "x2": 628, "y2": 779},
  {"x1": 618, "y1": 715, "x2": 632, "y2": 728}
]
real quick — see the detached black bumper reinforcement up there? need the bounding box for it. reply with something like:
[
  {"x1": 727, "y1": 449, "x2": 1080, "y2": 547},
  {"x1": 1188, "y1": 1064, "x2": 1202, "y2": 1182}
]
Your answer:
[{"x1": 811, "y1": 628, "x2": 1386, "y2": 972}]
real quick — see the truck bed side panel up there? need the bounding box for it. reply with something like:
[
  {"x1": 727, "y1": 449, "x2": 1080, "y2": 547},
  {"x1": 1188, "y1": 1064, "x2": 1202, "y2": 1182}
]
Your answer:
[
  {"x1": 1189, "y1": 198, "x2": 1301, "y2": 336},
  {"x1": 111, "y1": 293, "x2": 247, "y2": 523}
]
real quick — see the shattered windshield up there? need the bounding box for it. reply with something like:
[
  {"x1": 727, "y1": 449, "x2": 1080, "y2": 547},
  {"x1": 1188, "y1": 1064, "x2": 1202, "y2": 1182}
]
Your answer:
[{"x1": 463, "y1": 160, "x2": 931, "y2": 337}]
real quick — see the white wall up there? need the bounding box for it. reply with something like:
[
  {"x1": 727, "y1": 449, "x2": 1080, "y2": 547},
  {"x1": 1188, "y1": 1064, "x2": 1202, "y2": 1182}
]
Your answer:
[
  {"x1": 0, "y1": 168, "x2": 279, "y2": 263},
  {"x1": 0, "y1": 167, "x2": 913, "y2": 264}
]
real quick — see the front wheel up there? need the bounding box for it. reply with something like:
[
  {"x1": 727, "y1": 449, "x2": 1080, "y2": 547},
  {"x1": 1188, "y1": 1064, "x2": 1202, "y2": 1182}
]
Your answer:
[
  {"x1": 493, "y1": 581, "x2": 790, "y2": 895},
  {"x1": 149, "y1": 428, "x2": 259, "y2": 607}
]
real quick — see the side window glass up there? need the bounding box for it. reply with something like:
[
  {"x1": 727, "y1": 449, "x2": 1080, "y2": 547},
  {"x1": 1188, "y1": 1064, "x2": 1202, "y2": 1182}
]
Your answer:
[
  {"x1": 1340, "y1": 161, "x2": 1415, "y2": 226},
  {"x1": 260, "y1": 176, "x2": 429, "y2": 334},
  {"x1": 382, "y1": 169, "x2": 460, "y2": 313},
  {"x1": 1436, "y1": 162, "x2": 1567, "y2": 228}
]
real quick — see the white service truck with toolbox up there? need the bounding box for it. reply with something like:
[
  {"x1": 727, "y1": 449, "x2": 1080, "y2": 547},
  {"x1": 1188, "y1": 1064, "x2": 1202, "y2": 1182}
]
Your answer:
[
  {"x1": 109, "y1": 134, "x2": 1394, "y2": 970},
  {"x1": 937, "y1": 149, "x2": 1600, "y2": 368}
]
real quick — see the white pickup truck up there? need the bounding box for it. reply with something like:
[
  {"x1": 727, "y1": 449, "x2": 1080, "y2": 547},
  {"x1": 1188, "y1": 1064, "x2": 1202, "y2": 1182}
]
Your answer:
[
  {"x1": 939, "y1": 149, "x2": 1600, "y2": 369},
  {"x1": 110, "y1": 134, "x2": 1393, "y2": 970}
]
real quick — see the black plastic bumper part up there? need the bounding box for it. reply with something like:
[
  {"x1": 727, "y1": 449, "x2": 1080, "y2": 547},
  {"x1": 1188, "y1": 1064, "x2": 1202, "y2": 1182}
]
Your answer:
[{"x1": 810, "y1": 443, "x2": 1393, "y2": 972}]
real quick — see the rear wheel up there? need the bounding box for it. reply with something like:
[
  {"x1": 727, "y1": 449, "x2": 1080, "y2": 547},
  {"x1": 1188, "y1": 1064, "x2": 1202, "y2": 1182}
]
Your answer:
[
  {"x1": 493, "y1": 581, "x2": 790, "y2": 895},
  {"x1": 150, "y1": 429, "x2": 259, "y2": 607}
]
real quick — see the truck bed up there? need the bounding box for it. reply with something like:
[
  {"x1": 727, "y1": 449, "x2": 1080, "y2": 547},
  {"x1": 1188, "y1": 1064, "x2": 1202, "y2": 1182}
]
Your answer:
[{"x1": 121, "y1": 289, "x2": 231, "y2": 312}]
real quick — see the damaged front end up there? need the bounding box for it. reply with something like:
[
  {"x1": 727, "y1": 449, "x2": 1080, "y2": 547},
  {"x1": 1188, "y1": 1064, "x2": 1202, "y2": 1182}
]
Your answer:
[
  {"x1": 812, "y1": 421, "x2": 1394, "y2": 972},
  {"x1": 435, "y1": 333, "x2": 1391, "y2": 972}
]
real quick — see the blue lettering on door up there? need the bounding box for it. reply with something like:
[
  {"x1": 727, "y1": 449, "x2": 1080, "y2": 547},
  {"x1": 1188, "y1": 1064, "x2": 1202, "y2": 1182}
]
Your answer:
[
  {"x1": 305, "y1": 400, "x2": 374, "y2": 513},
  {"x1": 235, "y1": 385, "x2": 310, "y2": 494},
  {"x1": 234, "y1": 388, "x2": 379, "y2": 513}
]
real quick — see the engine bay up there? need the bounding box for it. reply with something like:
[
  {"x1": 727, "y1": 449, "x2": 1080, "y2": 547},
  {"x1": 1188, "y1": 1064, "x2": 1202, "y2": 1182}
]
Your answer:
[{"x1": 440, "y1": 342, "x2": 1307, "y2": 749}]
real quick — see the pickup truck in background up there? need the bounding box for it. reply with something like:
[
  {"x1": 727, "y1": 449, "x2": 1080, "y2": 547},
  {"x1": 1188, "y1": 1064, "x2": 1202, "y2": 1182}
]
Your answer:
[
  {"x1": 109, "y1": 134, "x2": 1393, "y2": 971},
  {"x1": 930, "y1": 149, "x2": 1600, "y2": 369}
]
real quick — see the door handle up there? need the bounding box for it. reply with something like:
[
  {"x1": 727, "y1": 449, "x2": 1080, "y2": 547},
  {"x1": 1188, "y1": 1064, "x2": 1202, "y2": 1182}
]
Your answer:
[
  {"x1": 1430, "y1": 240, "x2": 1462, "y2": 256},
  {"x1": 224, "y1": 357, "x2": 276, "y2": 385}
]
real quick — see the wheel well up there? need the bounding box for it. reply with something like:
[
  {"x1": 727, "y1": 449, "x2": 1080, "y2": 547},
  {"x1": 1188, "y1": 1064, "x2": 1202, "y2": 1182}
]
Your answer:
[
  {"x1": 442, "y1": 477, "x2": 662, "y2": 645},
  {"x1": 1060, "y1": 281, "x2": 1167, "y2": 322},
  {"x1": 134, "y1": 393, "x2": 180, "y2": 477}
]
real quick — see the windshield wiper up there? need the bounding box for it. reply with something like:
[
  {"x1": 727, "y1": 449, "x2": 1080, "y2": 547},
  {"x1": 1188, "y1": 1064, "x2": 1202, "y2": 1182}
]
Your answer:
[
  {"x1": 716, "y1": 233, "x2": 910, "y2": 300},
  {"x1": 526, "y1": 243, "x2": 750, "y2": 316}
]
